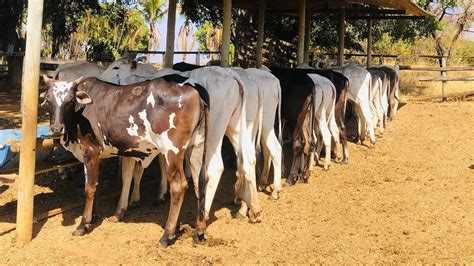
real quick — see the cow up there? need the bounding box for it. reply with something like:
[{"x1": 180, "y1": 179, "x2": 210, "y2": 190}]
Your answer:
[
  {"x1": 306, "y1": 74, "x2": 339, "y2": 171},
  {"x1": 375, "y1": 65, "x2": 400, "y2": 120},
  {"x1": 103, "y1": 61, "x2": 263, "y2": 222},
  {"x1": 40, "y1": 75, "x2": 210, "y2": 247},
  {"x1": 52, "y1": 61, "x2": 105, "y2": 80},
  {"x1": 269, "y1": 67, "x2": 315, "y2": 184},
  {"x1": 368, "y1": 68, "x2": 389, "y2": 136},
  {"x1": 332, "y1": 63, "x2": 376, "y2": 147},
  {"x1": 173, "y1": 63, "x2": 283, "y2": 200},
  {"x1": 295, "y1": 66, "x2": 350, "y2": 163}
]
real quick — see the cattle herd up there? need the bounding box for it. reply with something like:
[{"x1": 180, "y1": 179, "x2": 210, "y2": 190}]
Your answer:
[{"x1": 39, "y1": 57, "x2": 400, "y2": 247}]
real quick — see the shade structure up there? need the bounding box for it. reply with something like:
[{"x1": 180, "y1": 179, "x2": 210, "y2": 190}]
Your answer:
[{"x1": 217, "y1": 0, "x2": 430, "y2": 16}]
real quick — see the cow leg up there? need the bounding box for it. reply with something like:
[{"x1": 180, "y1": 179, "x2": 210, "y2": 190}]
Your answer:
[
  {"x1": 73, "y1": 138, "x2": 100, "y2": 236},
  {"x1": 155, "y1": 154, "x2": 168, "y2": 206},
  {"x1": 328, "y1": 115, "x2": 342, "y2": 163},
  {"x1": 374, "y1": 97, "x2": 384, "y2": 137},
  {"x1": 354, "y1": 104, "x2": 364, "y2": 144},
  {"x1": 258, "y1": 140, "x2": 272, "y2": 191},
  {"x1": 226, "y1": 131, "x2": 260, "y2": 222},
  {"x1": 129, "y1": 162, "x2": 144, "y2": 209},
  {"x1": 109, "y1": 156, "x2": 135, "y2": 223},
  {"x1": 318, "y1": 113, "x2": 331, "y2": 171},
  {"x1": 204, "y1": 141, "x2": 225, "y2": 221},
  {"x1": 393, "y1": 87, "x2": 400, "y2": 118},
  {"x1": 360, "y1": 101, "x2": 376, "y2": 147},
  {"x1": 264, "y1": 129, "x2": 282, "y2": 200},
  {"x1": 159, "y1": 152, "x2": 188, "y2": 248}
]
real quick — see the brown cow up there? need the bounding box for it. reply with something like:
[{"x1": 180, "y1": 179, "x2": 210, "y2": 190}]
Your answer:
[{"x1": 41, "y1": 75, "x2": 210, "y2": 247}]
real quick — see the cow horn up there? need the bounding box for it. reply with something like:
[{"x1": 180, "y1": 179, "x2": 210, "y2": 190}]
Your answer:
[
  {"x1": 43, "y1": 74, "x2": 52, "y2": 83},
  {"x1": 74, "y1": 76, "x2": 83, "y2": 84},
  {"x1": 39, "y1": 91, "x2": 47, "y2": 107}
]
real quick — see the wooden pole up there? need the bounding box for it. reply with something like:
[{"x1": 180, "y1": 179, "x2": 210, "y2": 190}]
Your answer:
[
  {"x1": 297, "y1": 0, "x2": 306, "y2": 65},
  {"x1": 367, "y1": 19, "x2": 373, "y2": 68},
  {"x1": 441, "y1": 57, "x2": 447, "y2": 101},
  {"x1": 221, "y1": 0, "x2": 232, "y2": 67},
  {"x1": 304, "y1": 6, "x2": 312, "y2": 64},
  {"x1": 164, "y1": 0, "x2": 177, "y2": 68},
  {"x1": 337, "y1": 8, "x2": 346, "y2": 66},
  {"x1": 256, "y1": 0, "x2": 266, "y2": 67},
  {"x1": 16, "y1": 0, "x2": 44, "y2": 247}
]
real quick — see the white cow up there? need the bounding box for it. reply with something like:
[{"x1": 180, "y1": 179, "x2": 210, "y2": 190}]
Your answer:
[
  {"x1": 102, "y1": 60, "x2": 263, "y2": 222},
  {"x1": 53, "y1": 61, "x2": 105, "y2": 80},
  {"x1": 306, "y1": 74, "x2": 340, "y2": 171},
  {"x1": 333, "y1": 63, "x2": 376, "y2": 147},
  {"x1": 232, "y1": 67, "x2": 283, "y2": 201}
]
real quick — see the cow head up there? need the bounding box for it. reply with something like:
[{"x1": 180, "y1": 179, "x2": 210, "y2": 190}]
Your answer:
[{"x1": 41, "y1": 75, "x2": 91, "y2": 136}]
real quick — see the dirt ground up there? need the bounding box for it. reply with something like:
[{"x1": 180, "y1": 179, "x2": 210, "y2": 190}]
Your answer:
[{"x1": 1, "y1": 100, "x2": 473, "y2": 264}]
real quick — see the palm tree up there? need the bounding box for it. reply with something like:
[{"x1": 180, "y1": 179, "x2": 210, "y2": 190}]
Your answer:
[
  {"x1": 177, "y1": 18, "x2": 195, "y2": 61},
  {"x1": 141, "y1": 0, "x2": 167, "y2": 62}
]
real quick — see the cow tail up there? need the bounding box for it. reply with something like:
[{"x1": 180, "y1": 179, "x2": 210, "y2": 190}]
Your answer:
[
  {"x1": 276, "y1": 80, "x2": 285, "y2": 175},
  {"x1": 234, "y1": 74, "x2": 247, "y2": 196},
  {"x1": 255, "y1": 78, "x2": 264, "y2": 179},
  {"x1": 198, "y1": 99, "x2": 210, "y2": 221}
]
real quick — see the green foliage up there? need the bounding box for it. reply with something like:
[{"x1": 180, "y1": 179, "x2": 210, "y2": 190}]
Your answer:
[{"x1": 66, "y1": 3, "x2": 149, "y2": 61}]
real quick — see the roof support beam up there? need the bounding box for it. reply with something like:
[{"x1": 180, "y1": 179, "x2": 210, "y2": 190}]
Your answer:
[
  {"x1": 164, "y1": 0, "x2": 177, "y2": 68},
  {"x1": 297, "y1": 0, "x2": 306, "y2": 65},
  {"x1": 304, "y1": 7, "x2": 312, "y2": 64},
  {"x1": 16, "y1": 0, "x2": 44, "y2": 248},
  {"x1": 337, "y1": 7, "x2": 346, "y2": 66},
  {"x1": 256, "y1": 0, "x2": 266, "y2": 67},
  {"x1": 221, "y1": 0, "x2": 232, "y2": 67}
]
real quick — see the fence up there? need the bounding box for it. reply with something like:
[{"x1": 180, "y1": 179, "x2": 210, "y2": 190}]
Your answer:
[{"x1": 127, "y1": 50, "x2": 221, "y2": 66}]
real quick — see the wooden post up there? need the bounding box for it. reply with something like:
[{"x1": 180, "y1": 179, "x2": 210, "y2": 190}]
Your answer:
[
  {"x1": 337, "y1": 7, "x2": 346, "y2": 66},
  {"x1": 304, "y1": 6, "x2": 312, "y2": 64},
  {"x1": 16, "y1": 0, "x2": 44, "y2": 247},
  {"x1": 297, "y1": 0, "x2": 306, "y2": 65},
  {"x1": 221, "y1": 0, "x2": 232, "y2": 67},
  {"x1": 367, "y1": 19, "x2": 373, "y2": 68},
  {"x1": 164, "y1": 0, "x2": 177, "y2": 68},
  {"x1": 441, "y1": 56, "x2": 447, "y2": 101},
  {"x1": 256, "y1": 0, "x2": 266, "y2": 67}
]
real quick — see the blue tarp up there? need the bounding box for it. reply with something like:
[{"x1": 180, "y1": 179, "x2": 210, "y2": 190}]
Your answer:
[{"x1": 0, "y1": 125, "x2": 51, "y2": 168}]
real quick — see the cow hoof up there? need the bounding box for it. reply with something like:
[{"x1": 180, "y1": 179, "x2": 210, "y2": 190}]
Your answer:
[
  {"x1": 192, "y1": 232, "x2": 206, "y2": 244},
  {"x1": 248, "y1": 210, "x2": 262, "y2": 223},
  {"x1": 323, "y1": 166, "x2": 329, "y2": 171},
  {"x1": 158, "y1": 236, "x2": 170, "y2": 248},
  {"x1": 269, "y1": 191, "x2": 279, "y2": 200},
  {"x1": 153, "y1": 198, "x2": 166, "y2": 207},
  {"x1": 342, "y1": 159, "x2": 349, "y2": 165},
  {"x1": 128, "y1": 201, "x2": 141, "y2": 210},
  {"x1": 235, "y1": 211, "x2": 247, "y2": 219},
  {"x1": 107, "y1": 215, "x2": 122, "y2": 223},
  {"x1": 72, "y1": 225, "x2": 89, "y2": 236},
  {"x1": 257, "y1": 184, "x2": 267, "y2": 192}
]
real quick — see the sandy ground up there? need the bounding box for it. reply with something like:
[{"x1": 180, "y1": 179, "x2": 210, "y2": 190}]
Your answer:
[{"x1": 0, "y1": 100, "x2": 473, "y2": 264}]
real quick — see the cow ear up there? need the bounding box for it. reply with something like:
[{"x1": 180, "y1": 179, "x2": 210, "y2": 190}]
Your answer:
[
  {"x1": 75, "y1": 91, "x2": 92, "y2": 105},
  {"x1": 43, "y1": 74, "x2": 52, "y2": 84}
]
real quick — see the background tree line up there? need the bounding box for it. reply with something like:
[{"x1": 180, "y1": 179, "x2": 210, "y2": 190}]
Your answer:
[{"x1": 0, "y1": 0, "x2": 472, "y2": 88}]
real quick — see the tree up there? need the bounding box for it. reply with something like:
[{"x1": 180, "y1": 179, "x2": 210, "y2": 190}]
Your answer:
[
  {"x1": 177, "y1": 18, "x2": 195, "y2": 61},
  {"x1": 421, "y1": 0, "x2": 473, "y2": 65},
  {"x1": 43, "y1": 0, "x2": 99, "y2": 58},
  {"x1": 140, "y1": 0, "x2": 167, "y2": 62}
]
